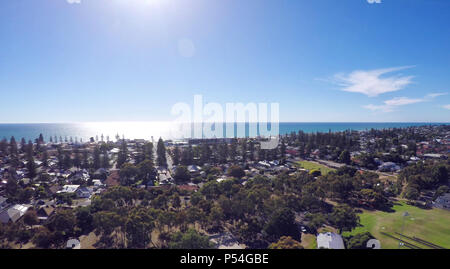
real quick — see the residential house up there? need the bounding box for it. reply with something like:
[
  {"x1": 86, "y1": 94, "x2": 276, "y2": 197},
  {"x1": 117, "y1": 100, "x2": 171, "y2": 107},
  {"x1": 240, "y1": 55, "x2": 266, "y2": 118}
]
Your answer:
[
  {"x1": 188, "y1": 165, "x2": 202, "y2": 177},
  {"x1": 433, "y1": 193, "x2": 450, "y2": 210},
  {"x1": 70, "y1": 169, "x2": 90, "y2": 183},
  {"x1": 76, "y1": 187, "x2": 93, "y2": 199},
  {"x1": 0, "y1": 204, "x2": 30, "y2": 224},
  {"x1": 378, "y1": 162, "x2": 400, "y2": 172},
  {"x1": 57, "y1": 185, "x2": 80, "y2": 194},
  {"x1": 0, "y1": 196, "x2": 8, "y2": 210},
  {"x1": 36, "y1": 205, "x2": 56, "y2": 223}
]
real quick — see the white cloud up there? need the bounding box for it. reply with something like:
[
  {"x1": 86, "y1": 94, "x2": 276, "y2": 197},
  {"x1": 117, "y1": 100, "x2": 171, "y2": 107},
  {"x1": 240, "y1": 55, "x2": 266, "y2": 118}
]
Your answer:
[
  {"x1": 334, "y1": 66, "x2": 414, "y2": 97},
  {"x1": 384, "y1": 97, "x2": 423, "y2": 106},
  {"x1": 443, "y1": 104, "x2": 450, "y2": 110},
  {"x1": 363, "y1": 92, "x2": 445, "y2": 113},
  {"x1": 426, "y1": 92, "x2": 448, "y2": 98},
  {"x1": 363, "y1": 97, "x2": 423, "y2": 113},
  {"x1": 367, "y1": 0, "x2": 382, "y2": 3},
  {"x1": 363, "y1": 104, "x2": 393, "y2": 113},
  {"x1": 67, "y1": 0, "x2": 81, "y2": 4}
]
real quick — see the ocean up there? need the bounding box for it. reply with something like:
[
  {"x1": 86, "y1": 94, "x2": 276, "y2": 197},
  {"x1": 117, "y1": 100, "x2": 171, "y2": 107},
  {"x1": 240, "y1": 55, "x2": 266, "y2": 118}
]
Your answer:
[{"x1": 0, "y1": 122, "x2": 447, "y2": 142}]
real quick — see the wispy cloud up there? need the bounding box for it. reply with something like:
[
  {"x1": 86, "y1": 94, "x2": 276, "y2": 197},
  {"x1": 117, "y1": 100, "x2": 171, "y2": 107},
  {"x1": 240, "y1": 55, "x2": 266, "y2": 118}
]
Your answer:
[
  {"x1": 426, "y1": 92, "x2": 448, "y2": 98},
  {"x1": 367, "y1": 0, "x2": 382, "y2": 4},
  {"x1": 364, "y1": 97, "x2": 423, "y2": 112},
  {"x1": 384, "y1": 97, "x2": 423, "y2": 106},
  {"x1": 333, "y1": 66, "x2": 414, "y2": 97},
  {"x1": 67, "y1": 0, "x2": 81, "y2": 4},
  {"x1": 443, "y1": 104, "x2": 450, "y2": 110},
  {"x1": 363, "y1": 93, "x2": 445, "y2": 113}
]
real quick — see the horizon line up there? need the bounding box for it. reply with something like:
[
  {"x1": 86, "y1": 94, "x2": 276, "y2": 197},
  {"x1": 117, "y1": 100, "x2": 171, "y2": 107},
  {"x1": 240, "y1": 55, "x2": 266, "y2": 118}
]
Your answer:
[{"x1": 0, "y1": 121, "x2": 449, "y2": 124}]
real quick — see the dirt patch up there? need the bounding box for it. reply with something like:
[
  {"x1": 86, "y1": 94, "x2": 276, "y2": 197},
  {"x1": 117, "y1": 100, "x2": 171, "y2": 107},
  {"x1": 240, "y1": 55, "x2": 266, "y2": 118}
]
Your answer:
[{"x1": 80, "y1": 232, "x2": 99, "y2": 249}]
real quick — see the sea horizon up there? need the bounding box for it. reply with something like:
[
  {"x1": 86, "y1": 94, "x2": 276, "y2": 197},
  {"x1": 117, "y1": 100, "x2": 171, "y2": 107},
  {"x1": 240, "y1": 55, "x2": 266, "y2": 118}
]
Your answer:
[{"x1": 0, "y1": 121, "x2": 448, "y2": 142}]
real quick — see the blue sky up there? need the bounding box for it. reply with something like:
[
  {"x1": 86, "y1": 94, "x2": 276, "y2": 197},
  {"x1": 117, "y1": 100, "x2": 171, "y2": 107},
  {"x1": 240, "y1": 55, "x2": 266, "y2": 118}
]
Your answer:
[{"x1": 0, "y1": 0, "x2": 449, "y2": 123}]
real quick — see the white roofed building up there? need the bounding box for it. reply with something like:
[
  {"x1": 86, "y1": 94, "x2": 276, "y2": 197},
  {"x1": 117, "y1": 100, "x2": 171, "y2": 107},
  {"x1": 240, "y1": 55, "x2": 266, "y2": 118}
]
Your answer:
[{"x1": 317, "y1": 232, "x2": 345, "y2": 249}]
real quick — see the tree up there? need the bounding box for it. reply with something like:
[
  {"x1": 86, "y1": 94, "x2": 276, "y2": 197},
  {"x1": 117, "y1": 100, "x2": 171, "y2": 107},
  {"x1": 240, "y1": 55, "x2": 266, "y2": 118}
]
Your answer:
[
  {"x1": 102, "y1": 151, "x2": 110, "y2": 168},
  {"x1": 328, "y1": 205, "x2": 360, "y2": 234},
  {"x1": 93, "y1": 211, "x2": 124, "y2": 236},
  {"x1": 5, "y1": 178, "x2": 18, "y2": 198},
  {"x1": 269, "y1": 236, "x2": 304, "y2": 249},
  {"x1": 117, "y1": 140, "x2": 128, "y2": 168},
  {"x1": 435, "y1": 185, "x2": 450, "y2": 199},
  {"x1": 143, "y1": 142, "x2": 154, "y2": 161},
  {"x1": 32, "y1": 227, "x2": 52, "y2": 248},
  {"x1": 336, "y1": 166, "x2": 357, "y2": 177},
  {"x1": 73, "y1": 149, "x2": 81, "y2": 168},
  {"x1": 119, "y1": 163, "x2": 139, "y2": 186},
  {"x1": 26, "y1": 155, "x2": 37, "y2": 179},
  {"x1": 208, "y1": 204, "x2": 225, "y2": 232},
  {"x1": 228, "y1": 165, "x2": 245, "y2": 179},
  {"x1": 200, "y1": 144, "x2": 211, "y2": 165},
  {"x1": 358, "y1": 189, "x2": 390, "y2": 209},
  {"x1": 0, "y1": 138, "x2": 7, "y2": 155},
  {"x1": 168, "y1": 229, "x2": 213, "y2": 249},
  {"x1": 46, "y1": 210, "x2": 76, "y2": 236},
  {"x1": 82, "y1": 150, "x2": 90, "y2": 169},
  {"x1": 174, "y1": 165, "x2": 190, "y2": 183},
  {"x1": 125, "y1": 208, "x2": 155, "y2": 248},
  {"x1": 305, "y1": 213, "x2": 326, "y2": 232},
  {"x1": 345, "y1": 232, "x2": 374, "y2": 249},
  {"x1": 338, "y1": 150, "x2": 351, "y2": 165},
  {"x1": 42, "y1": 149, "x2": 49, "y2": 167},
  {"x1": 157, "y1": 211, "x2": 176, "y2": 233},
  {"x1": 359, "y1": 154, "x2": 378, "y2": 170},
  {"x1": 23, "y1": 210, "x2": 39, "y2": 227},
  {"x1": 26, "y1": 140, "x2": 33, "y2": 157},
  {"x1": 432, "y1": 165, "x2": 448, "y2": 185},
  {"x1": 38, "y1": 133, "x2": 44, "y2": 144},
  {"x1": 309, "y1": 169, "x2": 321, "y2": 177},
  {"x1": 137, "y1": 160, "x2": 155, "y2": 184},
  {"x1": 63, "y1": 151, "x2": 72, "y2": 169},
  {"x1": 263, "y1": 208, "x2": 300, "y2": 242},
  {"x1": 9, "y1": 136, "x2": 18, "y2": 155},
  {"x1": 279, "y1": 143, "x2": 287, "y2": 159},
  {"x1": 75, "y1": 207, "x2": 94, "y2": 234},
  {"x1": 404, "y1": 184, "x2": 420, "y2": 201},
  {"x1": 156, "y1": 138, "x2": 167, "y2": 167},
  {"x1": 172, "y1": 193, "x2": 181, "y2": 209},
  {"x1": 172, "y1": 146, "x2": 181, "y2": 166},
  {"x1": 18, "y1": 187, "x2": 34, "y2": 203},
  {"x1": 93, "y1": 147, "x2": 101, "y2": 170}
]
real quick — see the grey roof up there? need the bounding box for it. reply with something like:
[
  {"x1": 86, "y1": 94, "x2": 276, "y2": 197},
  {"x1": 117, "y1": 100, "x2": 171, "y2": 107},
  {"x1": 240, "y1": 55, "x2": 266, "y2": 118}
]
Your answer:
[
  {"x1": 435, "y1": 193, "x2": 450, "y2": 205},
  {"x1": 66, "y1": 239, "x2": 81, "y2": 249},
  {"x1": 0, "y1": 204, "x2": 30, "y2": 224}
]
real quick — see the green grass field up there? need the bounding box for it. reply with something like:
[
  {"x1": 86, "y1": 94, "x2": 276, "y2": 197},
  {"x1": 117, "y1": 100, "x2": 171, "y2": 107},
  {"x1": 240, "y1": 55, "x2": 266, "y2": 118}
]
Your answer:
[
  {"x1": 297, "y1": 160, "x2": 335, "y2": 175},
  {"x1": 301, "y1": 234, "x2": 317, "y2": 249},
  {"x1": 343, "y1": 201, "x2": 450, "y2": 249}
]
